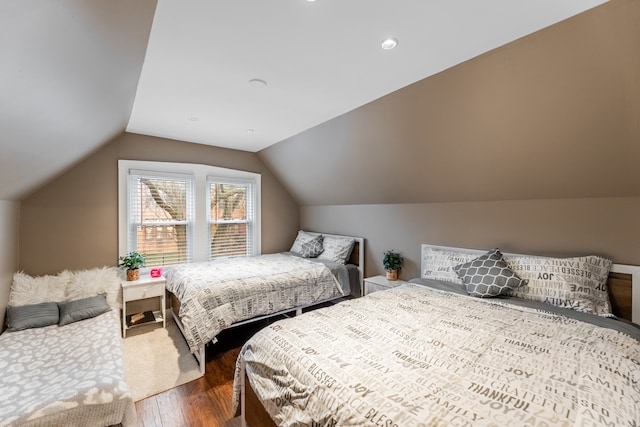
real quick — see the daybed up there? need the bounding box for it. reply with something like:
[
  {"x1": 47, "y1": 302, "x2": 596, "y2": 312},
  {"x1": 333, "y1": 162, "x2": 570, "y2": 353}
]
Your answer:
[
  {"x1": 0, "y1": 268, "x2": 136, "y2": 427},
  {"x1": 233, "y1": 244, "x2": 640, "y2": 427},
  {"x1": 166, "y1": 231, "x2": 364, "y2": 373}
]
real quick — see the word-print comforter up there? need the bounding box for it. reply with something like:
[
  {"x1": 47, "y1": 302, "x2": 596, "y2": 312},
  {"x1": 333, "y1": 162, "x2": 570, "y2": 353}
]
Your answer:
[
  {"x1": 166, "y1": 253, "x2": 345, "y2": 353},
  {"x1": 234, "y1": 282, "x2": 640, "y2": 426}
]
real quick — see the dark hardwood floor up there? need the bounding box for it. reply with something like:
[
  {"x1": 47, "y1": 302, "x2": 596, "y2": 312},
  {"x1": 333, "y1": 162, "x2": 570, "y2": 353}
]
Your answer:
[
  {"x1": 134, "y1": 299, "x2": 350, "y2": 427},
  {"x1": 135, "y1": 318, "x2": 274, "y2": 427}
]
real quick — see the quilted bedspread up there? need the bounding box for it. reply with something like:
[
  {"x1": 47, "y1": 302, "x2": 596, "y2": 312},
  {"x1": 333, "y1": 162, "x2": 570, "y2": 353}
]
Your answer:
[
  {"x1": 234, "y1": 283, "x2": 640, "y2": 426},
  {"x1": 165, "y1": 253, "x2": 344, "y2": 353},
  {"x1": 0, "y1": 311, "x2": 135, "y2": 427}
]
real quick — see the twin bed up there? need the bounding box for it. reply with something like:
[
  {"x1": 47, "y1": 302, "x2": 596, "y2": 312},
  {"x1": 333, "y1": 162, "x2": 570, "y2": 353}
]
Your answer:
[
  {"x1": 0, "y1": 268, "x2": 135, "y2": 427},
  {"x1": 233, "y1": 244, "x2": 640, "y2": 427},
  {"x1": 164, "y1": 232, "x2": 364, "y2": 373}
]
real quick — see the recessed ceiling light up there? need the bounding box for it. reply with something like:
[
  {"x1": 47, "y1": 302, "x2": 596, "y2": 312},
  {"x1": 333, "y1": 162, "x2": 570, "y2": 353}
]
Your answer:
[
  {"x1": 248, "y1": 78, "x2": 267, "y2": 88},
  {"x1": 380, "y1": 38, "x2": 398, "y2": 50},
  {"x1": 306, "y1": 0, "x2": 317, "y2": 2}
]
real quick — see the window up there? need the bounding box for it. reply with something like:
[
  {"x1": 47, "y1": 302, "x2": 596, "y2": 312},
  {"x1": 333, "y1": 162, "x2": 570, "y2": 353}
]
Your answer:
[
  {"x1": 208, "y1": 179, "x2": 256, "y2": 258},
  {"x1": 119, "y1": 160, "x2": 261, "y2": 268},
  {"x1": 127, "y1": 172, "x2": 194, "y2": 267}
]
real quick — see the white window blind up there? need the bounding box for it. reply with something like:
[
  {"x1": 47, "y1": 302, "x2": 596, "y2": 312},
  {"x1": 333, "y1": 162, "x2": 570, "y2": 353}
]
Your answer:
[
  {"x1": 128, "y1": 171, "x2": 194, "y2": 267},
  {"x1": 119, "y1": 160, "x2": 261, "y2": 264},
  {"x1": 208, "y1": 178, "x2": 256, "y2": 259}
]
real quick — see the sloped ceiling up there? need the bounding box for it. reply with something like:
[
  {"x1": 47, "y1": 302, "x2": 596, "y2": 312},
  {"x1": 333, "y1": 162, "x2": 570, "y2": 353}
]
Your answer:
[
  {"x1": 259, "y1": 0, "x2": 640, "y2": 206},
  {"x1": 0, "y1": 0, "x2": 611, "y2": 201},
  {"x1": 128, "y1": 0, "x2": 608, "y2": 152},
  {"x1": 0, "y1": 0, "x2": 156, "y2": 201}
]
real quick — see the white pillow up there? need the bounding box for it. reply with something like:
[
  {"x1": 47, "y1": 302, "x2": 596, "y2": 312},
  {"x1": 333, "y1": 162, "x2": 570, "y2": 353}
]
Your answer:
[
  {"x1": 318, "y1": 236, "x2": 355, "y2": 265},
  {"x1": 289, "y1": 230, "x2": 317, "y2": 254},
  {"x1": 422, "y1": 248, "x2": 478, "y2": 284},
  {"x1": 66, "y1": 267, "x2": 123, "y2": 310},
  {"x1": 8, "y1": 271, "x2": 71, "y2": 306},
  {"x1": 504, "y1": 254, "x2": 613, "y2": 316}
]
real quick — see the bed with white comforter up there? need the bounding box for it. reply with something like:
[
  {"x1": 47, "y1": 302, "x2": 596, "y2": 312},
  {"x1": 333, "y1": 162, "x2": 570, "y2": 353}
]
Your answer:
[{"x1": 234, "y1": 282, "x2": 640, "y2": 426}]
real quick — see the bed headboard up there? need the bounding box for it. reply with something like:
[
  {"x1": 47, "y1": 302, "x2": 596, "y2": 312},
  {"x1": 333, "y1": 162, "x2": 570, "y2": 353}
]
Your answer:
[
  {"x1": 608, "y1": 264, "x2": 640, "y2": 324},
  {"x1": 306, "y1": 232, "x2": 364, "y2": 295},
  {"x1": 420, "y1": 244, "x2": 640, "y2": 324}
]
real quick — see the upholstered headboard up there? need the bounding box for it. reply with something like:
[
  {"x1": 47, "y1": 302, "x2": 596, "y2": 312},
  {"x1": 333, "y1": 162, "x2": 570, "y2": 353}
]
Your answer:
[{"x1": 420, "y1": 244, "x2": 640, "y2": 324}]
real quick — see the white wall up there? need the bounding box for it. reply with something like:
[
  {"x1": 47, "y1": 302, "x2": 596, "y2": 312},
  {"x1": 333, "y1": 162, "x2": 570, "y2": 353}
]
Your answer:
[{"x1": 0, "y1": 200, "x2": 20, "y2": 330}]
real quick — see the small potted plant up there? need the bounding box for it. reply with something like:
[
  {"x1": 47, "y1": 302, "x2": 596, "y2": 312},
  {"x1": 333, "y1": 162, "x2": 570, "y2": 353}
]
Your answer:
[
  {"x1": 118, "y1": 251, "x2": 146, "y2": 281},
  {"x1": 383, "y1": 250, "x2": 403, "y2": 281}
]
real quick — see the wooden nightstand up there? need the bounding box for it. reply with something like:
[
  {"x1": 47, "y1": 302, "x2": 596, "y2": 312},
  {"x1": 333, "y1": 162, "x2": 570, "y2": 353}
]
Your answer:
[
  {"x1": 364, "y1": 275, "x2": 409, "y2": 296},
  {"x1": 121, "y1": 275, "x2": 166, "y2": 337}
]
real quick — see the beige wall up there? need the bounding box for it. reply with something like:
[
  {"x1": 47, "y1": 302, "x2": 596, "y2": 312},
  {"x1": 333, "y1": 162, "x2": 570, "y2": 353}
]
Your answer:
[
  {"x1": 257, "y1": 0, "x2": 640, "y2": 282},
  {"x1": 301, "y1": 197, "x2": 640, "y2": 280},
  {"x1": 259, "y1": 0, "x2": 640, "y2": 206},
  {"x1": 0, "y1": 200, "x2": 20, "y2": 330},
  {"x1": 19, "y1": 133, "x2": 299, "y2": 276},
  {"x1": 15, "y1": 1, "x2": 640, "y2": 293}
]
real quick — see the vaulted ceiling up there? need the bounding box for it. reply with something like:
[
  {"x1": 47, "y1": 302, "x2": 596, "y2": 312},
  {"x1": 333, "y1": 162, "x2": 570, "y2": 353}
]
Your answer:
[{"x1": 0, "y1": 0, "x2": 610, "y2": 201}]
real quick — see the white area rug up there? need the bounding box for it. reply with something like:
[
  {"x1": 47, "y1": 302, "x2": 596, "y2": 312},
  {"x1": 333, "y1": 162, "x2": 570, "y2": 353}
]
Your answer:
[{"x1": 122, "y1": 319, "x2": 203, "y2": 401}]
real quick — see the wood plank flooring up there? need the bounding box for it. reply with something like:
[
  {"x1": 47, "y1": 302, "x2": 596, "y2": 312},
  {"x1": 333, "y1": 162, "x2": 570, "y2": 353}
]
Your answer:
[
  {"x1": 135, "y1": 318, "x2": 274, "y2": 427},
  {"x1": 134, "y1": 299, "x2": 350, "y2": 427}
]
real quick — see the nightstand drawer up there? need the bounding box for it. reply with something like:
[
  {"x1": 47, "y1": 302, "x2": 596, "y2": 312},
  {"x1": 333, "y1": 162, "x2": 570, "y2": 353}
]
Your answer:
[{"x1": 124, "y1": 283, "x2": 164, "y2": 300}]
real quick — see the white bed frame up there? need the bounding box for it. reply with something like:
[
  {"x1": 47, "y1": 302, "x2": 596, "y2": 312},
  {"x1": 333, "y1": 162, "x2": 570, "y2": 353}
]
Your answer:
[
  {"x1": 172, "y1": 233, "x2": 364, "y2": 374},
  {"x1": 420, "y1": 243, "x2": 640, "y2": 324}
]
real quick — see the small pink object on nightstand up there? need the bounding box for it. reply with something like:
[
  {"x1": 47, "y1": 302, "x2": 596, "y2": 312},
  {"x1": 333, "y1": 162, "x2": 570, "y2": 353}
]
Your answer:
[{"x1": 150, "y1": 268, "x2": 162, "y2": 278}]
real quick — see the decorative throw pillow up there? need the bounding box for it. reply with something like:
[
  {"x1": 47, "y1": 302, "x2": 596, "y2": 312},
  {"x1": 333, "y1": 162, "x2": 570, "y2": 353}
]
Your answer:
[
  {"x1": 58, "y1": 294, "x2": 111, "y2": 326},
  {"x1": 8, "y1": 270, "x2": 71, "y2": 307},
  {"x1": 300, "y1": 234, "x2": 324, "y2": 258},
  {"x1": 6, "y1": 302, "x2": 60, "y2": 331},
  {"x1": 318, "y1": 236, "x2": 355, "y2": 265},
  {"x1": 503, "y1": 254, "x2": 613, "y2": 316},
  {"x1": 453, "y1": 249, "x2": 526, "y2": 297},
  {"x1": 421, "y1": 248, "x2": 479, "y2": 284},
  {"x1": 66, "y1": 267, "x2": 123, "y2": 310},
  {"x1": 289, "y1": 230, "x2": 317, "y2": 254}
]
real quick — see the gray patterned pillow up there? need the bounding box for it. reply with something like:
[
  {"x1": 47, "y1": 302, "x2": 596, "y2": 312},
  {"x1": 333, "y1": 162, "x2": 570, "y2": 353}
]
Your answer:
[
  {"x1": 300, "y1": 234, "x2": 324, "y2": 258},
  {"x1": 453, "y1": 249, "x2": 526, "y2": 298}
]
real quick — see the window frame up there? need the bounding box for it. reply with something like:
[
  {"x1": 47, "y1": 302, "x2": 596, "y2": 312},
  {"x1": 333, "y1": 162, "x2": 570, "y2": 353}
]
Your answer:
[
  {"x1": 118, "y1": 160, "x2": 261, "y2": 271},
  {"x1": 207, "y1": 176, "x2": 257, "y2": 259},
  {"x1": 127, "y1": 169, "x2": 195, "y2": 267}
]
